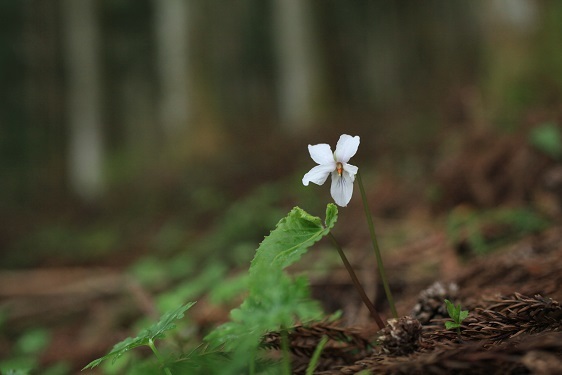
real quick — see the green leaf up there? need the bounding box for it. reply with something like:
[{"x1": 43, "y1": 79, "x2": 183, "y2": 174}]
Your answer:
[
  {"x1": 83, "y1": 302, "x2": 196, "y2": 370},
  {"x1": 444, "y1": 321, "x2": 460, "y2": 330},
  {"x1": 205, "y1": 205, "x2": 337, "y2": 357},
  {"x1": 324, "y1": 203, "x2": 338, "y2": 228},
  {"x1": 250, "y1": 204, "x2": 337, "y2": 273},
  {"x1": 444, "y1": 300, "x2": 457, "y2": 321},
  {"x1": 459, "y1": 309, "x2": 469, "y2": 322},
  {"x1": 142, "y1": 301, "x2": 196, "y2": 340}
]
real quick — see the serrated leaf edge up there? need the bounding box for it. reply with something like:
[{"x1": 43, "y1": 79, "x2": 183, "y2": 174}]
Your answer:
[{"x1": 82, "y1": 302, "x2": 196, "y2": 371}]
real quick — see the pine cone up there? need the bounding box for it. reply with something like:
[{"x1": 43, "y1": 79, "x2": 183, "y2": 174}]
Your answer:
[
  {"x1": 378, "y1": 316, "x2": 422, "y2": 356},
  {"x1": 411, "y1": 281, "x2": 458, "y2": 325}
]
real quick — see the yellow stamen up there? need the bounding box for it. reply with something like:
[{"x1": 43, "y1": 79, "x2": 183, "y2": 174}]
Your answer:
[{"x1": 336, "y1": 162, "x2": 343, "y2": 176}]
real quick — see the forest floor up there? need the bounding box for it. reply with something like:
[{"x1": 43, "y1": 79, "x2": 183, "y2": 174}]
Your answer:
[
  {"x1": 3, "y1": 221, "x2": 562, "y2": 374},
  {"x1": 2, "y1": 127, "x2": 562, "y2": 374},
  {"x1": 289, "y1": 126, "x2": 562, "y2": 374},
  {"x1": 284, "y1": 225, "x2": 562, "y2": 374}
]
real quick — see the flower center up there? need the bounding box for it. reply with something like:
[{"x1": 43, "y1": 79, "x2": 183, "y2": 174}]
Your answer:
[{"x1": 336, "y1": 162, "x2": 343, "y2": 176}]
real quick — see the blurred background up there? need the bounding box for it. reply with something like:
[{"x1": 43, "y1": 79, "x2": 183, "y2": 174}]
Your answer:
[{"x1": 2, "y1": 0, "x2": 562, "y2": 373}]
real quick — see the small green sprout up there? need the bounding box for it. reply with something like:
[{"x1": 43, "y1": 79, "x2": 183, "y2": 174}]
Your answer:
[{"x1": 444, "y1": 299, "x2": 469, "y2": 334}]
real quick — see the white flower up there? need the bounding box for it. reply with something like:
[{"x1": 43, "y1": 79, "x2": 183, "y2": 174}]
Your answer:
[{"x1": 302, "y1": 134, "x2": 360, "y2": 207}]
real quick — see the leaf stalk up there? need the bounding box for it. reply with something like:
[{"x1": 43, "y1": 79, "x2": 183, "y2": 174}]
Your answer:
[{"x1": 148, "y1": 338, "x2": 173, "y2": 375}]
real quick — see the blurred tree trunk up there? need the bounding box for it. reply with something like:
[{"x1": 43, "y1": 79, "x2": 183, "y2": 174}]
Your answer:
[
  {"x1": 120, "y1": 67, "x2": 158, "y2": 162},
  {"x1": 23, "y1": 0, "x2": 63, "y2": 204},
  {"x1": 482, "y1": 0, "x2": 538, "y2": 123},
  {"x1": 273, "y1": 0, "x2": 318, "y2": 132},
  {"x1": 154, "y1": 0, "x2": 191, "y2": 138},
  {"x1": 62, "y1": 0, "x2": 104, "y2": 202}
]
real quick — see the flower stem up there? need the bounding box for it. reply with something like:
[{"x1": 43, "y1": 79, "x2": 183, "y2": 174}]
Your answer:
[
  {"x1": 148, "y1": 338, "x2": 173, "y2": 375},
  {"x1": 356, "y1": 171, "x2": 398, "y2": 319},
  {"x1": 328, "y1": 233, "x2": 385, "y2": 329}
]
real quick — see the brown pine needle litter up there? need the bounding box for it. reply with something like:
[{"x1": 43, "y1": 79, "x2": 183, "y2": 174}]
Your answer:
[
  {"x1": 259, "y1": 225, "x2": 562, "y2": 375},
  {"x1": 262, "y1": 293, "x2": 562, "y2": 374}
]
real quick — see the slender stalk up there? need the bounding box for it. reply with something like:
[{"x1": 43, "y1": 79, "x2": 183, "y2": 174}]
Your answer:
[
  {"x1": 280, "y1": 328, "x2": 292, "y2": 375},
  {"x1": 356, "y1": 171, "x2": 398, "y2": 319},
  {"x1": 148, "y1": 339, "x2": 173, "y2": 375},
  {"x1": 306, "y1": 335, "x2": 329, "y2": 375},
  {"x1": 249, "y1": 351, "x2": 255, "y2": 375},
  {"x1": 248, "y1": 352, "x2": 256, "y2": 375},
  {"x1": 328, "y1": 233, "x2": 385, "y2": 329}
]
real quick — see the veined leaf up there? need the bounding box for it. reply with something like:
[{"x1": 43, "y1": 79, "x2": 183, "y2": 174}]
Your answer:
[
  {"x1": 83, "y1": 302, "x2": 196, "y2": 370},
  {"x1": 206, "y1": 205, "x2": 337, "y2": 352},
  {"x1": 250, "y1": 204, "x2": 338, "y2": 273},
  {"x1": 444, "y1": 299, "x2": 469, "y2": 332}
]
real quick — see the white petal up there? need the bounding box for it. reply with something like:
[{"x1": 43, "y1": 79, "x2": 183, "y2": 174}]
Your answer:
[
  {"x1": 343, "y1": 163, "x2": 358, "y2": 177},
  {"x1": 308, "y1": 143, "x2": 334, "y2": 165},
  {"x1": 330, "y1": 171, "x2": 354, "y2": 207},
  {"x1": 302, "y1": 164, "x2": 334, "y2": 186},
  {"x1": 334, "y1": 135, "x2": 360, "y2": 163}
]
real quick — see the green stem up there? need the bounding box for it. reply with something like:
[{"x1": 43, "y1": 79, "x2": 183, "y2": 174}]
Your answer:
[
  {"x1": 249, "y1": 352, "x2": 256, "y2": 375},
  {"x1": 280, "y1": 328, "x2": 292, "y2": 375},
  {"x1": 356, "y1": 171, "x2": 398, "y2": 319},
  {"x1": 148, "y1": 339, "x2": 173, "y2": 375},
  {"x1": 328, "y1": 233, "x2": 385, "y2": 329},
  {"x1": 249, "y1": 351, "x2": 255, "y2": 375},
  {"x1": 305, "y1": 335, "x2": 329, "y2": 375}
]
